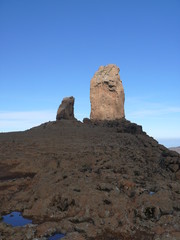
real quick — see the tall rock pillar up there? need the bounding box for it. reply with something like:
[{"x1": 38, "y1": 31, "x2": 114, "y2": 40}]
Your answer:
[{"x1": 90, "y1": 64, "x2": 125, "y2": 120}]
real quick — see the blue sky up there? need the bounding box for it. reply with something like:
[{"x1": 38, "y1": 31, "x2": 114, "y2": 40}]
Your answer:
[{"x1": 0, "y1": 0, "x2": 180, "y2": 147}]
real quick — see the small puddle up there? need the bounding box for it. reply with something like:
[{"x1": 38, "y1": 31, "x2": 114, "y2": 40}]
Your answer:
[
  {"x1": 48, "y1": 233, "x2": 65, "y2": 240},
  {"x1": 149, "y1": 191, "x2": 155, "y2": 195},
  {"x1": 2, "y1": 211, "x2": 32, "y2": 227},
  {"x1": 2, "y1": 212, "x2": 65, "y2": 239}
]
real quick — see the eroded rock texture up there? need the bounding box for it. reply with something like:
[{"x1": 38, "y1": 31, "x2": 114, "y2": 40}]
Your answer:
[
  {"x1": 56, "y1": 96, "x2": 75, "y2": 120},
  {"x1": 90, "y1": 64, "x2": 125, "y2": 120}
]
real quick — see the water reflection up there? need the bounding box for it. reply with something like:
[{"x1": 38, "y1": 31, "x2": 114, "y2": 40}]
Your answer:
[
  {"x1": 48, "y1": 233, "x2": 65, "y2": 239},
  {"x1": 2, "y1": 211, "x2": 32, "y2": 227},
  {"x1": 2, "y1": 211, "x2": 65, "y2": 239}
]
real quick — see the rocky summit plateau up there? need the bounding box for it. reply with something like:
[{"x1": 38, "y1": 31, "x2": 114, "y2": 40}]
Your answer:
[{"x1": 0, "y1": 65, "x2": 180, "y2": 240}]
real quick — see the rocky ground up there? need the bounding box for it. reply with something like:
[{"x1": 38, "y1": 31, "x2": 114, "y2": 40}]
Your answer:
[{"x1": 0, "y1": 119, "x2": 180, "y2": 240}]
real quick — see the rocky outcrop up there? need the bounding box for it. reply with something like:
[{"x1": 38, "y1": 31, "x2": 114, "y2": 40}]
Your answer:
[
  {"x1": 1, "y1": 65, "x2": 180, "y2": 239},
  {"x1": 90, "y1": 64, "x2": 125, "y2": 120},
  {"x1": 56, "y1": 96, "x2": 75, "y2": 120}
]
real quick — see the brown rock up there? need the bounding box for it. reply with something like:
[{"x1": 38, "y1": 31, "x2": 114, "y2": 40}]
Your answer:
[
  {"x1": 90, "y1": 64, "x2": 125, "y2": 120},
  {"x1": 0, "y1": 119, "x2": 180, "y2": 239},
  {"x1": 56, "y1": 96, "x2": 75, "y2": 120}
]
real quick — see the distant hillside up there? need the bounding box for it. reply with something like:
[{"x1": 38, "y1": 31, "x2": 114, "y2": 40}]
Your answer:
[{"x1": 169, "y1": 146, "x2": 180, "y2": 154}]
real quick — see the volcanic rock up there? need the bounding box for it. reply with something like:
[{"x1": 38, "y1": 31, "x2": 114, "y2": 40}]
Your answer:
[
  {"x1": 90, "y1": 64, "x2": 125, "y2": 120},
  {"x1": 56, "y1": 96, "x2": 75, "y2": 120},
  {"x1": 0, "y1": 119, "x2": 180, "y2": 239}
]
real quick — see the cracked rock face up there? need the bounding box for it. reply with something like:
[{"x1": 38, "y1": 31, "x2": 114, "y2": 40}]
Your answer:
[
  {"x1": 90, "y1": 64, "x2": 125, "y2": 120},
  {"x1": 56, "y1": 96, "x2": 75, "y2": 120}
]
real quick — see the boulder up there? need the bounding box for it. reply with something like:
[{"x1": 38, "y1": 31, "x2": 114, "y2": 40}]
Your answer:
[
  {"x1": 90, "y1": 64, "x2": 125, "y2": 120},
  {"x1": 56, "y1": 96, "x2": 75, "y2": 120}
]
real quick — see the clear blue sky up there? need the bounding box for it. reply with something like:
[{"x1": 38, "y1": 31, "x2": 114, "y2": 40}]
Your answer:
[{"x1": 0, "y1": 0, "x2": 180, "y2": 147}]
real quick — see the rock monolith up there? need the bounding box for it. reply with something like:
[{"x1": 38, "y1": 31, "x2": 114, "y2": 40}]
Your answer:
[
  {"x1": 56, "y1": 96, "x2": 75, "y2": 120},
  {"x1": 90, "y1": 64, "x2": 125, "y2": 120}
]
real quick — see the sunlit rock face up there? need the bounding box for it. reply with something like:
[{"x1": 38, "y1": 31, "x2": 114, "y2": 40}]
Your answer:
[{"x1": 90, "y1": 64, "x2": 125, "y2": 120}]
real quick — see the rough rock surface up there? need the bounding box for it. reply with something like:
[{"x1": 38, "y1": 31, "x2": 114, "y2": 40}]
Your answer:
[
  {"x1": 90, "y1": 64, "x2": 125, "y2": 120},
  {"x1": 0, "y1": 119, "x2": 180, "y2": 239},
  {"x1": 56, "y1": 96, "x2": 75, "y2": 120}
]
